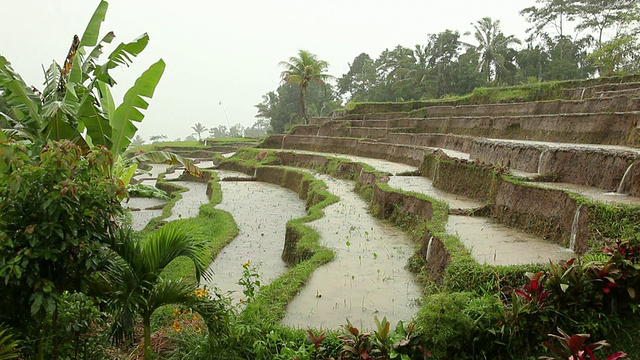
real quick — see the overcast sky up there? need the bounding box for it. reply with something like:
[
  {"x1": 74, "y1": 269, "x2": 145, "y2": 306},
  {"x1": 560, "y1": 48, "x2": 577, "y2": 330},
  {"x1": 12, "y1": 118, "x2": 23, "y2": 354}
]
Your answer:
[{"x1": 3, "y1": 0, "x2": 536, "y2": 141}]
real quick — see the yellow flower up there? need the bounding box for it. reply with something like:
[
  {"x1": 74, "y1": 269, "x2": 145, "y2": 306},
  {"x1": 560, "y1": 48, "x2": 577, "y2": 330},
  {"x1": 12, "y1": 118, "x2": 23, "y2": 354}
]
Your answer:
[
  {"x1": 240, "y1": 298, "x2": 245, "y2": 303},
  {"x1": 242, "y1": 261, "x2": 249, "y2": 268},
  {"x1": 214, "y1": 315, "x2": 219, "y2": 320},
  {"x1": 196, "y1": 329, "x2": 202, "y2": 334}
]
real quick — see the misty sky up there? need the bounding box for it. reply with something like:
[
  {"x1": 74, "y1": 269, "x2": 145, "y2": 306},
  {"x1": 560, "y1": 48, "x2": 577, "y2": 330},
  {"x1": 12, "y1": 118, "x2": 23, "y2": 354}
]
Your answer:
[{"x1": 3, "y1": 0, "x2": 536, "y2": 141}]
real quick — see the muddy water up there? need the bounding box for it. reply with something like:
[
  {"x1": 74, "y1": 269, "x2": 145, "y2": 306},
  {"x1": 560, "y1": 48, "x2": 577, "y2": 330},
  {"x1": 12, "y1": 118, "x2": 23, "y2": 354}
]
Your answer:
[
  {"x1": 275, "y1": 150, "x2": 417, "y2": 175},
  {"x1": 533, "y1": 182, "x2": 640, "y2": 206},
  {"x1": 387, "y1": 176, "x2": 483, "y2": 211},
  {"x1": 122, "y1": 197, "x2": 165, "y2": 231},
  {"x1": 277, "y1": 151, "x2": 575, "y2": 268},
  {"x1": 446, "y1": 215, "x2": 573, "y2": 265},
  {"x1": 202, "y1": 170, "x2": 307, "y2": 302},
  {"x1": 281, "y1": 172, "x2": 421, "y2": 331},
  {"x1": 122, "y1": 163, "x2": 173, "y2": 231},
  {"x1": 164, "y1": 181, "x2": 209, "y2": 222}
]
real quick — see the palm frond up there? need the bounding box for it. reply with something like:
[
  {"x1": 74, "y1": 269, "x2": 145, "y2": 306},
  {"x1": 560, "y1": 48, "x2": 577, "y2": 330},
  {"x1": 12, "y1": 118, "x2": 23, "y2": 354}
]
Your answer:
[
  {"x1": 142, "y1": 223, "x2": 210, "y2": 282},
  {"x1": 0, "y1": 323, "x2": 21, "y2": 360},
  {"x1": 145, "y1": 278, "x2": 195, "y2": 314}
]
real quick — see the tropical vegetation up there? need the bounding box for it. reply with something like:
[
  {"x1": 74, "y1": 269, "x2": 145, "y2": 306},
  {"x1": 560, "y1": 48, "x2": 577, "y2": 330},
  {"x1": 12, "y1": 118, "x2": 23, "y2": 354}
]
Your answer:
[
  {"x1": 256, "y1": 1, "x2": 640, "y2": 133},
  {"x1": 2, "y1": 0, "x2": 640, "y2": 359},
  {"x1": 279, "y1": 50, "x2": 334, "y2": 125}
]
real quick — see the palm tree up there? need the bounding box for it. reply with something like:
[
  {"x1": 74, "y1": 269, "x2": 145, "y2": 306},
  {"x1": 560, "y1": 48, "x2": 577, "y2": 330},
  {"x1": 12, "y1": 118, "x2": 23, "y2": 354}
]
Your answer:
[
  {"x1": 279, "y1": 50, "x2": 333, "y2": 124},
  {"x1": 92, "y1": 223, "x2": 212, "y2": 359},
  {"x1": 191, "y1": 122, "x2": 208, "y2": 141},
  {"x1": 472, "y1": 17, "x2": 522, "y2": 83},
  {"x1": 130, "y1": 135, "x2": 145, "y2": 147}
]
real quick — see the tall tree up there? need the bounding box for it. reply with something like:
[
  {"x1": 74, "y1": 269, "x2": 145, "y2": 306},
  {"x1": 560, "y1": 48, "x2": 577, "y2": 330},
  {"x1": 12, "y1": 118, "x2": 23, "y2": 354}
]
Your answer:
[
  {"x1": 337, "y1": 53, "x2": 378, "y2": 102},
  {"x1": 472, "y1": 17, "x2": 522, "y2": 83},
  {"x1": 279, "y1": 50, "x2": 333, "y2": 124},
  {"x1": 573, "y1": 0, "x2": 639, "y2": 44},
  {"x1": 191, "y1": 122, "x2": 208, "y2": 141},
  {"x1": 520, "y1": 0, "x2": 578, "y2": 43},
  {"x1": 374, "y1": 45, "x2": 419, "y2": 101},
  {"x1": 255, "y1": 82, "x2": 340, "y2": 134},
  {"x1": 423, "y1": 30, "x2": 467, "y2": 97}
]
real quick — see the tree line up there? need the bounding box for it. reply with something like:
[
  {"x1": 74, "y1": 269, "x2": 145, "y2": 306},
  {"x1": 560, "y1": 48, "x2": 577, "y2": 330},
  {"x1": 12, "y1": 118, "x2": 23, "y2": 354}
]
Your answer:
[{"x1": 256, "y1": 0, "x2": 640, "y2": 133}]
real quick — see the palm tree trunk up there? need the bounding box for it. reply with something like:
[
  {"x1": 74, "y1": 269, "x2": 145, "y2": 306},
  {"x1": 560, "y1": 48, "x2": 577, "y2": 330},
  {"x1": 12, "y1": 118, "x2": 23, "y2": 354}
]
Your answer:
[
  {"x1": 300, "y1": 86, "x2": 307, "y2": 125},
  {"x1": 143, "y1": 314, "x2": 152, "y2": 360}
]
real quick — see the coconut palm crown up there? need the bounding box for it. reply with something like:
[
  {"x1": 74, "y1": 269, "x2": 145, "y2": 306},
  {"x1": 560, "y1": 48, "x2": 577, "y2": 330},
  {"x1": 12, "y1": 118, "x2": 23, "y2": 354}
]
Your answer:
[{"x1": 279, "y1": 49, "x2": 334, "y2": 124}]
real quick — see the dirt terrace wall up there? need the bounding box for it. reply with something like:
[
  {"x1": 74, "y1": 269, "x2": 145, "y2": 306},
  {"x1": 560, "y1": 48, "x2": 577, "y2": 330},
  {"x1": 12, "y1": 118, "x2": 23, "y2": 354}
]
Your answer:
[
  {"x1": 272, "y1": 135, "x2": 428, "y2": 167},
  {"x1": 560, "y1": 81, "x2": 640, "y2": 100},
  {"x1": 408, "y1": 96, "x2": 640, "y2": 119},
  {"x1": 409, "y1": 113, "x2": 640, "y2": 147},
  {"x1": 419, "y1": 153, "x2": 501, "y2": 202},
  {"x1": 419, "y1": 232, "x2": 450, "y2": 285},
  {"x1": 419, "y1": 152, "x2": 589, "y2": 251},
  {"x1": 538, "y1": 149, "x2": 637, "y2": 191},
  {"x1": 492, "y1": 180, "x2": 588, "y2": 252},
  {"x1": 468, "y1": 140, "x2": 543, "y2": 173},
  {"x1": 315, "y1": 111, "x2": 640, "y2": 147},
  {"x1": 470, "y1": 141, "x2": 640, "y2": 192}
]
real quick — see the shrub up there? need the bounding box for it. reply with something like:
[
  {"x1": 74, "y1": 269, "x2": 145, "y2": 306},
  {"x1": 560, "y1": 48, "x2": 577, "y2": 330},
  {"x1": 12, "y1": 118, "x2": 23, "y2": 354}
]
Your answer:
[{"x1": 414, "y1": 292, "x2": 474, "y2": 359}]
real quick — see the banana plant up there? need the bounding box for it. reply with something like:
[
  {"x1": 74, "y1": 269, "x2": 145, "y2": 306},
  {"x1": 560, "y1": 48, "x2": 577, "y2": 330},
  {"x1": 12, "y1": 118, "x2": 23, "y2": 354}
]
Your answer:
[{"x1": 0, "y1": 1, "x2": 201, "y2": 184}]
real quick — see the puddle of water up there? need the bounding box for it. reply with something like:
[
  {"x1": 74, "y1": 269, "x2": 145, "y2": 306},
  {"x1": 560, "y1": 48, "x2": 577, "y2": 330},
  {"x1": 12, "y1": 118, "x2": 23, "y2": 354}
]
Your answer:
[
  {"x1": 123, "y1": 163, "x2": 172, "y2": 230},
  {"x1": 534, "y1": 182, "x2": 640, "y2": 206},
  {"x1": 439, "y1": 148, "x2": 470, "y2": 160},
  {"x1": 275, "y1": 150, "x2": 417, "y2": 175},
  {"x1": 164, "y1": 181, "x2": 209, "y2": 222},
  {"x1": 446, "y1": 215, "x2": 573, "y2": 266},
  {"x1": 195, "y1": 160, "x2": 216, "y2": 169},
  {"x1": 135, "y1": 163, "x2": 173, "y2": 186},
  {"x1": 122, "y1": 197, "x2": 166, "y2": 231},
  {"x1": 387, "y1": 176, "x2": 483, "y2": 210},
  {"x1": 281, "y1": 172, "x2": 421, "y2": 331},
  {"x1": 202, "y1": 171, "x2": 307, "y2": 302}
]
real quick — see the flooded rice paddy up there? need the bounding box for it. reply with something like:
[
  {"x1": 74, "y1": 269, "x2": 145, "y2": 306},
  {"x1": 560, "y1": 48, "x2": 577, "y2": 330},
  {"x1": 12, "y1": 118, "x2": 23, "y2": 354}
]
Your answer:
[
  {"x1": 281, "y1": 172, "x2": 422, "y2": 330},
  {"x1": 126, "y1": 152, "x2": 576, "y2": 329},
  {"x1": 202, "y1": 170, "x2": 307, "y2": 302}
]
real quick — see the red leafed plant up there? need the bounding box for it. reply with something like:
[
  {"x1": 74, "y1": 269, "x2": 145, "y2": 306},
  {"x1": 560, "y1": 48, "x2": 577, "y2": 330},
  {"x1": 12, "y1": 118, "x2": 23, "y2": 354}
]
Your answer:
[
  {"x1": 540, "y1": 327, "x2": 627, "y2": 360},
  {"x1": 515, "y1": 271, "x2": 552, "y2": 309}
]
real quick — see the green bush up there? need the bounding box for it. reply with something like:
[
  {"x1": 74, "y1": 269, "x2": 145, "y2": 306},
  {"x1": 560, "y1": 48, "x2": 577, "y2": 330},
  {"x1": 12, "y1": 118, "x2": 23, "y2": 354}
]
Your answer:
[{"x1": 414, "y1": 292, "x2": 474, "y2": 359}]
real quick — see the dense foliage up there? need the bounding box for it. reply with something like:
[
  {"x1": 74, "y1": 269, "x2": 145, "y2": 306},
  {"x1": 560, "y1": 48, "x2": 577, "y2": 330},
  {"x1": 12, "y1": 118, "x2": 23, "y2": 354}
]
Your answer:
[
  {"x1": 0, "y1": 140, "x2": 125, "y2": 356},
  {"x1": 256, "y1": 1, "x2": 640, "y2": 133}
]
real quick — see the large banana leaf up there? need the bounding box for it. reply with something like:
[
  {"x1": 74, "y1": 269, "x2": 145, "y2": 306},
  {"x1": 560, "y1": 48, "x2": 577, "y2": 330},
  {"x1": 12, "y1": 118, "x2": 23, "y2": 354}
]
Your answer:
[
  {"x1": 97, "y1": 80, "x2": 116, "y2": 120},
  {"x1": 42, "y1": 62, "x2": 62, "y2": 100},
  {"x1": 97, "y1": 34, "x2": 150, "y2": 86},
  {"x1": 79, "y1": 91, "x2": 112, "y2": 148},
  {"x1": 79, "y1": 1, "x2": 109, "y2": 48},
  {"x1": 128, "y1": 151, "x2": 202, "y2": 176},
  {"x1": 83, "y1": 31, "x2": 116, "y2": 76},
  {"x1": 110, "y1": 59, "x2": 165, "y2": 155},
  {"x1": 42, "y1": 100, "x2": 89, "y2": 150},
  {"x1": 0, "y1": 56, "x2": 42, "y2": 129}
]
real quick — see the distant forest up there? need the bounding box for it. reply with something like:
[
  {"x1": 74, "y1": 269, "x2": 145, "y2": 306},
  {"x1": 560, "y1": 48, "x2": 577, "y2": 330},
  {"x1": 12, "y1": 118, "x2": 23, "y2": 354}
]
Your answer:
[{"x1": 256, "y1": 0, "x2": 640, "y2": 133}]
